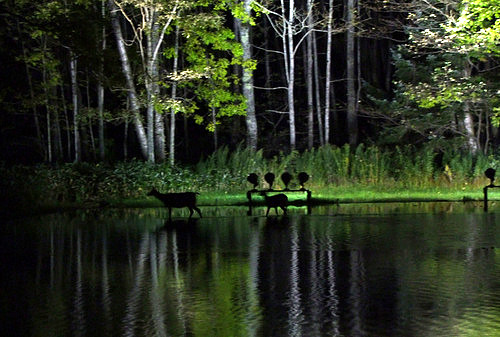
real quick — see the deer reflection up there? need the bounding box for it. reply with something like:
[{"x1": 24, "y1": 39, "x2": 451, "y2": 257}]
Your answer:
[
  {"x1": 264, "y1": 215, "x2": 290, "y2": 227},
  {"x1": 161, "y1": 218, "x2": 199, "y2": 231}
]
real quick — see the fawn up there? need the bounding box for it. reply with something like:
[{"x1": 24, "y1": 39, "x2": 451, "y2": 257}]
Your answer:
[
  {"x1": 260, "y1": 192, "x2": 288, "y2": 216},
  {"x1": 147, "y1": 188, "x2": 202, "y2": 220}
]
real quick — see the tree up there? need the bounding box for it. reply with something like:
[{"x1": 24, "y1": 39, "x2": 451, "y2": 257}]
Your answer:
[
  {"x1": 256, "y1": 0, "x2": 315, "y2": 151},
  {"x1": 371, "y1": 0, "x2": 500, "y2": 153},
  {"x1": 236, "y1": 0, "x2": 258, "y2": 151},
  {"x1": 346, "y1": 0, "x2": 358, "y2": 146},
  {"x1": 324, "y1": 0, "x2": 334, "y2": 145},
  {"x1": 109, "y1": 0, "x2": 179, "y2": 162},
  {"x1": 159, "y1": 0, "x2": 248, "y2": 157},
  {"x1": 97, "y1": 0, "x2": 106, "y2": 161},
  {"x1": 108, "y1": 0, "x2": 149, "y2": 160},
  {"x1": 180, "y1": 7, "x2": 246, "y2": 150},
  {"x1": 306, "y1": 0, "x2": 314, "y2": 149}
]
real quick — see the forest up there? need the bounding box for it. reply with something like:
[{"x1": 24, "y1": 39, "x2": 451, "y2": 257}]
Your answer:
[
  {"x1": 1, "y1": 0, "x2": 498, "y2": 164},
  {"x1": 1, "y1": 0, "x2": 500, "y2": 212}
]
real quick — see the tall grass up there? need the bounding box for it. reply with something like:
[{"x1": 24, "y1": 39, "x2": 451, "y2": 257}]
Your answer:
[{"x1": 1, "y1": 144, "x2": 496, "y2": 213}]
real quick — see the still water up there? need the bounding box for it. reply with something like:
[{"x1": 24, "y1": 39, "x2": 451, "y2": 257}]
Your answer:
[{"x1": 2, "y1": 203, "x2": 500, "y2": 337}]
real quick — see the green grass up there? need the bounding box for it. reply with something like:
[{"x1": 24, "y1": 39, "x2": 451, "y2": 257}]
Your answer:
[
  {"x1": 111, "y1": 186, "x2": 495, "y2": 209},
  {"x1": 2, "y1": 143, "x2": 500, "y2": 216}
]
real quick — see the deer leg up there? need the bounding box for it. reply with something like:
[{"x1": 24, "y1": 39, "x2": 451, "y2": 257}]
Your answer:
[
  {"x1": 168, "y1": 207, "x2": 172, "y2": 220},
  {"x1": 281, "y1": 206, "x2": 287, "y2": 215},
  {"x1": 266, "y1": 207, "x2": 270, "y2": 217},
  {"x1": 188, "y1": 207, "x2": 194, "y2": 219},
  {"x1": 194, "y1": 207, "x2": 202, "y2": 218}
]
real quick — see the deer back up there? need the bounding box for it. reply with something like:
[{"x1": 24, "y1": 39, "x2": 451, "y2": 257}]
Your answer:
[{"x1": 157, "y1": 192, "x2": 198, "y2": 208}]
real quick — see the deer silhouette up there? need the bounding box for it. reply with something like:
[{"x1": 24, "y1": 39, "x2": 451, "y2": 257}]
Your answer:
[
  {"x1": 148, "y1": 188, "x2": 202, "y2": 220},
  {"x1": 260, "y1": 192, "x2": 288, "y2": 216}
]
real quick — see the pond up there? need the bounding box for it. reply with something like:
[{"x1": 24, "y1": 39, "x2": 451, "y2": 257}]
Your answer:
[{"x1": 2, "y1": 203, "x2": 500, "y2": 337}]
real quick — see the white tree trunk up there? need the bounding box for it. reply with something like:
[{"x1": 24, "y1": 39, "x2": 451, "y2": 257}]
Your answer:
[
  {"x1": 145, "y1": 11, "x2": 158, "y2": 163},
  {"x1": 286, "y1": 0, "x2": 296, "y2": 150},
  {"x1": 169, "y1": 26, "x2": 179, "y2": 166},
  {"x1": 240, "y1": 0, "x2": 258, "y2": 150},
  {"x1": 463, "y1": 64, "x2": 479, "y2": 153},
  {"x1": 108, "y1": 0, "x2": 149, "y2": 159},
  {"x1": 313, "y1": 33, "x2": 324, "y2": 145},
  {"x1": 324, "y1": 0, "x2": 333, "y2": 144},
  {"x1": 306, "y1": 0, "x2": 314, "y2": 149}
]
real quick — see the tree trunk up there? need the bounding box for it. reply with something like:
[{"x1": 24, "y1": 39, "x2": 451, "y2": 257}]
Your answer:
[
  {"x1": 149, "y1": 17, "x2": 166, "y2": 163},
  {"x1": 60, "y1": 85, "x2": 72, "y2": 161},
  {"x1": 283, "y1": 0, "x2": 296, "y2": 150},
  {"x1": 98, "y1": 0, "x2": 106, "y2": 161},
  {"x1": 240, "y1": 0, "x2": 258, "y2": 150},
  {"x1": 86, "y1": 71, "x2": 96, "y2": 160},
  {"x1": 46, "y1": 108, "x2": 52, "y2": 163},
  {"x1": 124, "y1": 97, "x2": 130, "y2": 160},
  {"x1": 70, "y1": 50, "x2": 81, "y2": 162},
  {"x1": 324, "y1": 0, "x2": 334, "y2": 144},
  {"x1": 346, "y1": 0, "x2": 358, "y2": 146},
  {"x1": 108, "y1": 0, "x2": 148, "y2": 159},
  {"x1": 169, "y1": 26, "x2": 180, "y2": 166},
  {"x1": 41, "y1": 37, "x2": 52, "y2": 162},
  {"x1": 53, "y1": 86, "x2": 63, "y2": 161},
  {"x1": 463, "y1": 63, "x2": 478, "y2": 153},
  {"x1": 263, "y1": 19, "x2": 272, "y2": 97},
  {"x1": 306, "y1": 0, "x2": 314, "y2": 149},
  {"x1": 124, "y1": 118, "x2": 129, "y2": 160},
  {"x1": 145, "y1": 12, "x2": 158, "y2": 163},
  {"x1": 154, "y1": 113, "x2": 165, "y2": 162},
  {"x1": 313, "y1": 33, "x2": 324, "y2": 145},
  {"x1": 356, "y1": 0, "x2": 362, "y2": 115}
]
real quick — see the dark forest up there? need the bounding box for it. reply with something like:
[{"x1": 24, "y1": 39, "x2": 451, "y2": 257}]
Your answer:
[{"x1": 0, "y1": 0, "x2": 499, "y2": 166}]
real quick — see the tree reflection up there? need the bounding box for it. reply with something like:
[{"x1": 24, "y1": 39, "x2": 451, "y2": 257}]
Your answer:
[{"x1": 9, "y1": 209, "x2": 500, "y2": 336}]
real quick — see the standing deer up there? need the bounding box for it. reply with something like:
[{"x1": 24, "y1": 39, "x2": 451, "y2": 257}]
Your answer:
[
  {"x1": 260, "y1": 192, "x2": 288, "y2": 216},
  {"x1": 147, "y1": 188, "x2": 202, "y2": 220}
]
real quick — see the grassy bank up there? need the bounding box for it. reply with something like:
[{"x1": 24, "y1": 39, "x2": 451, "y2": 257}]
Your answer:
[
  {"x1": 1, "y1": 144, "x2": 498, "y2": 217},
  {"x1": 117, "y1": 186, "x2": 491, "y2": 208}
]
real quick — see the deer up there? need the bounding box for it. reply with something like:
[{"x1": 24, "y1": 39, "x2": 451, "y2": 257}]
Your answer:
[
  {"x1": 260, "y1": 192, "x2": 288, "y2": 216},
  {"x1": 147, "y1": 188, "x2": 202, "y2": 220}
]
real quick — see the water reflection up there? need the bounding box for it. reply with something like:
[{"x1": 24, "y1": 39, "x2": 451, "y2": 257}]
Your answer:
[{"x1": 2, "y1": 208, "x2": 500, "y2": 336}]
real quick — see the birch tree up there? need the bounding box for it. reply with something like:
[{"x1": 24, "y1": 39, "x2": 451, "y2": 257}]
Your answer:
[
  {"x1": 256, "y1": 0, "x2": 314, "y2": 151},
  {"x1": 306, "y1": 0, "x2": 314, "y2": 149},
  {"x1": 168, "y1": 26, "x2": 180, "y2": 166},
  {"x1": 109, "y1": 0, "x2": 179, "y2": 162},
  {"x1": 324, "y1": 0, "x2": 334, "y2": 145},
  {"x1": 108, "y1": 0, "x2": 149, "y2": 159},
  {"x1": 236, "y1": 0, "x2": 258, "y2": 150}
]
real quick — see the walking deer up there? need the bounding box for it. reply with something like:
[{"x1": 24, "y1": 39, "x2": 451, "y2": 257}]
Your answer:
[
  {"x1": 260, "y1": 192, "x2": 288, "y2": 216},
  {"x1": 147, "y1": 188, "x2": 202, "y2": 220}
]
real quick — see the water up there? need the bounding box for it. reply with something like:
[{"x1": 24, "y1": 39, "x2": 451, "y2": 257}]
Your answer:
[{"x1": 2, "y1": 203, "x2": 500, "y2": 337}]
